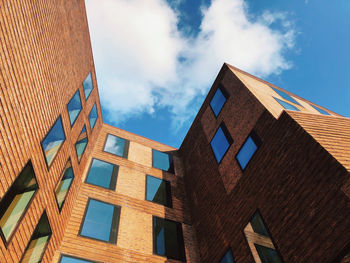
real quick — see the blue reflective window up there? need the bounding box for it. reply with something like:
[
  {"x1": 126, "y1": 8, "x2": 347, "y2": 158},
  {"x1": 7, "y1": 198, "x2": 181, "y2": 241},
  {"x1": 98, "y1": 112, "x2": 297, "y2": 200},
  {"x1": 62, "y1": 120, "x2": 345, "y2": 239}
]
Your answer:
[
  {"x1": 76, "y1": 125, "x2": 88, "y2": 162},
  {"x1": 210, "y1": 86, "x2": 227, "y2": 117},
  {"x1": 274, "y1": 97, "x2": 300, "y2": 111},
  {"x1": 271, "y1": 86, "x2": 301, "y2": 106},
  {"x1": 67, "y1": 90, "x2": 82, "y2": 126},
  {"x1": 41, "y1": 116, "x2": 66, "y2": 167},
  {"x1": 250, "y1": 211, "x2": 269, "y2": 237},
  {"x1": 236, "y1": 133, "x2": 260, "y2": 170},
  {"x1": 79, "y1": 199, "x2": 120, "y2": 243},
  {"x1": 153, "y1": 216, "x2": 185, "y2": 261},
  {"x1": 85, "y1": 159, "x2": 119, "y2": 190},
  {"x1": 104, "y1": 134, "x2": 129, "y2": 158},
  {"x1": 152, "y1": 150, "x2": 174, "y2": 173},
  {"x1": 60, "y1": 255, "x2": 94, "y2": 263},
  {"x1": 255, "y1": 244, "x2": 283, "y2": 263},
  {"x1": 220, "y1": 249, "x2": 235, "y2": 263},
  {"x1": 146, "y1": 175, "x2": 172, "y2": 207},
  {"x1": 210, "y1": 124, "x2": 233, "y2": 163},
  {"x1": 89, "y1": 104, "x2": 98, "y2": 129},
  {"x1": 55, "y1": 160, "x2": 74, "y2": 211},
  {"x1": 311, "y1": 104, "x2": 331, "y2": 115},
  {"x1": 83, "y1": 72, "x2": 93, "y2": 100}
]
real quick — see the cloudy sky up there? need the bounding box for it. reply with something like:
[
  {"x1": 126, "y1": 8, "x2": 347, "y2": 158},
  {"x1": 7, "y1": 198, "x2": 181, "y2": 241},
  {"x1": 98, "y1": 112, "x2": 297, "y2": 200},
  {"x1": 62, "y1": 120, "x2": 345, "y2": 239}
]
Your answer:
[{"x1": 85, "y1": 0, "x2": 350, "y2": 147}]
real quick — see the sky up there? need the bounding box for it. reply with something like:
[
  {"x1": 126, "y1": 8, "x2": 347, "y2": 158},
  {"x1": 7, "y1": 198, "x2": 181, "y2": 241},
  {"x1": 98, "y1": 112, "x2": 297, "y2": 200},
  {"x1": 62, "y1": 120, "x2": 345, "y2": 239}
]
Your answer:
[{"x1": 85, "y1": 0, "x2": 350, "y2": 148}]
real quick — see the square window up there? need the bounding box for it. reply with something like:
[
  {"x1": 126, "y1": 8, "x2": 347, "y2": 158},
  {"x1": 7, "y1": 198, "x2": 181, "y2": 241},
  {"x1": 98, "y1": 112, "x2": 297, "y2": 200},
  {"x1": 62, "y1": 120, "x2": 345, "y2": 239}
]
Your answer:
[
  {"x1": 89, "y1": 103, "x2": 98, "y2": 129},
  {"x1": 60, "y1": 255, "x2": 95, "y2": 263},
  {"x1": 210, "y1": 85, "x2": 228, "y2": 117},
  {"x1": 152, "y1": 150, "x2": 174, "y2": 173},
  {"x1": 153, "y1": 216, "x2": 186, "y2": 261},
  {"x1": 271, "y1": 86, "x2": 301, "y2": 106},
  {"x1": 236, "y1": 132, "x2": 261, "y2": 170},
  {"x1": 146, "y1": 175, "x2": 172, "y2": 207},
  {"x1": 79, "y1": 199, "x2": 120, "y2": 243},
  {"x1": 41, "y1": 116, "x2": 66, "y2": 168},
  {"x1": 83, "y1": 72, "x2": 93, "y2": 100},
  {"x1": 85, "y1": 159, "x2": 119, "y2": 190},
  {"x1": 55, "y1": 160, "x2": 74, "y2": 212},
  {"x1": 210, "y1": 123, "x2": 233, "y2": 163},
  {"x1": 274, "y1": 97, "x2": 300, "y2": 111},
  {"x1": 67, "y1": 90, "x2": 82, "y2": 126},
  {"x1": 76, "y1": 125, "x2": 88, "y2": 162},
  {"x1": 311, "y1": 104, "x2": 331, "y2": 115},
  {"x1": 220, "y1": 249, "x2": 235, "y2": 263},
  {"x1": 0, "y1": 161, "x2": 38, "y2": 244},
  {"x1": 104, "y1": 134, "x2": 129, "y2": 158}
]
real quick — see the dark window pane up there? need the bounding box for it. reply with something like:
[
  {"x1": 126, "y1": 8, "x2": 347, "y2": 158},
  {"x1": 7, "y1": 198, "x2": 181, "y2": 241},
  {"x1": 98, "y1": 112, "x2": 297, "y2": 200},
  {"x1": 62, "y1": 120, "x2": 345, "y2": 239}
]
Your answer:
[
  {"x1": 274, "y1": 97, "x2": 300, "y2": 111},
  {"x1": 60, "y1": 255, "x2": 94, "y2": 263},
  {"x1": 152, "y1": 150, "x2": 174, "y2": 173},
  {"x1": 41, "y1": 116, "x2": 65, "y2": 167},
  {"x1": 311, "y1": 104, "x2": 331, "y2": 115},
  {"x1": 104, "y1": 134, "x2": 129, "y2": 158},
  {"x1": 236, "y1": 135, "x2": 259, "y2": 170},
  {"x1": 153, "y1": 216, "x2": 185, "y2": 261},
  {"x1": 76, "y1": 125, "x2": 88, "y2": 162},
  {"x1": 271, "y1": 86, "x2": 301, "y2": 106},
  {"x1": 79, "y1": 199, "x2": 120, "y2": 243},
  {"x1": 0, "y1": 162, "x2": 38, "y2": 243},
  {"x1": 83, "y1": 72, "x2": 93, "y2": 100},
  {"x1": 255, "y1": 244, "x2": 283, "y2": 263},
  {"x1": 210, "y1": 124, "x2": 232, "y2": 163},
  {"x1": 250, "y1": 212, "x2": 269, "y2": 237},
  {"x1": 85, "y1": 159, "x2": 118, "y2": 190},
  {"x1": 220, "y1": 249, "x2": 235, "y2": 263},
  {"x1": 55, "y1": 160, "x2": 74, "y2": 211},
  {"x1": 21, "y1": 212, "x2": 52, "y2": 263},
  {"x1": 210, "y1": 87, "x2": 227, "y2": 117},
  {"x1": 89, "y1": 104, "x2": 98, "y2": 129},
  {"x1": 146, "y1": 175, "x2": 172, "y2": 207},
  {"x1": 67, "y1": 90, "x2": 82, "y2": 126}
]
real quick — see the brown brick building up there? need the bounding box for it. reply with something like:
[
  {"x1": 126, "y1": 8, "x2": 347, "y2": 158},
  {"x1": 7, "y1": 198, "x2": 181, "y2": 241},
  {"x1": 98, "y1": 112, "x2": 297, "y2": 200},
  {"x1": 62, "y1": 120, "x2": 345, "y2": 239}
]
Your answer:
[{"x1": 0, "y1": 1, "x2": 348, "y2": 263}]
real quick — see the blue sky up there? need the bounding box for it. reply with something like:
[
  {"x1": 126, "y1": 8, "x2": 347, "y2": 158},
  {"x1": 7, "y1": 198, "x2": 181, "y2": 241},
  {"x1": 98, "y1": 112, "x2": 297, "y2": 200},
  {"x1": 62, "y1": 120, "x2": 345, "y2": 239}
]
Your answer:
[{"x1": 85, "y1": 0, "x2": 350, "y2": 148}]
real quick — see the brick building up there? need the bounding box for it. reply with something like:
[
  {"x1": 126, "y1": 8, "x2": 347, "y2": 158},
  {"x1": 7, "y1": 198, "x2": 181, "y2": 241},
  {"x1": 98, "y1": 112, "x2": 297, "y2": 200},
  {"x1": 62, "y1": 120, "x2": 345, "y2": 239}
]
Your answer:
[{"x1": 0, "y1": 1, "x2": 348, "y2": 263}]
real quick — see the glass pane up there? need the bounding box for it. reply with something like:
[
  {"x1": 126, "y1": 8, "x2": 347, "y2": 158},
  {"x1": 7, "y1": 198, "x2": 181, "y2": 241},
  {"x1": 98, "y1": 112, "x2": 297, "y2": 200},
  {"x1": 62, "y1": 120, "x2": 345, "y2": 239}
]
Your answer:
[
  {"x1": 210, "y1": 127, "x2": 230, "y2": 163},
  {"x1": 41, "y1": 116, "x2": 65, "y2": 167},
  {"x1": 60, "y1": 255, "x2": 93, "y2": 263},
  {"x1": 152, "y1": 150, "x2": 173, "y2": 173},
  {"x1": 104, "y1": 134, "x2": 128, "y2": 158},
  {"x1": 311, "y1": 104, "x2": 331, "y2": 115},
  {"x1": 67, "y1": 90, "x2": 82, "y2": 126},
  {"x1": 146, "y1": 175, "x2": 171, "y2": 207},
  {"x1": 250, "y1": 212, "x2": 269, "y2": 237},
  {"x1": 220, "y1": 249, "x2": 235, "y2": 263},
  {"x1": 75, "y1": 125, "x2": 88, "y2": 162},
  {"x1": 0, "y1": 162, "x2": 38, "y2": 242},
  {"x1": 89, "y1": 104, "x2": 98, "y2": 129},
  {"x1": 55, "y1": 161, "x2": 74, "y2": 211},
  {"x1": 274, "y1": 97, "x2": 300, "y2": 111},
  {"x1": 83, "y1": 72, "x2": 93, "y2": 100},
  {"x1": 236, "y1": 136, "x2": 258, "y2": 170},
  {"x1": 210, "y1": 87, "x2": 227, "y2": 116},
  {"x1": 86, "y1": 159, "x2": 118, "y2": 190},
  {"x1": 271, "y1": 87, "x2": 301, "y2": 106},
  {"x1": 255, "y1": 244, "x2": 283, "y2": 263}
]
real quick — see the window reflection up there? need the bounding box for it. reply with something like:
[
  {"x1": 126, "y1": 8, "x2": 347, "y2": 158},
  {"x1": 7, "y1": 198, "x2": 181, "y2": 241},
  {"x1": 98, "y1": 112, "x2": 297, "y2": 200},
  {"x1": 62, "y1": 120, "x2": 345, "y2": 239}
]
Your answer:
[
  {"x1": 210, "y1": 85, "x2": 228, "y2": 117},
  {"x1": 274, "y1": 97, "x2": 300, "y2": 111},
  {"x1": 210, "y1": 123, "x2": 233, "y2": 163},
  {"x1": 60, "y1": 255, "x2": 94, "y2": 263},
  {"x1": 83, "y1": 72, "x2": 93, "y2": 100},
  {"x1": 271, "y1": 86, "x2": 301, "y2": 106},
  {"x1": 85, "y1": 159, "x2": 118, "y2": 190},
  {"x1": 55, "y1": 160, "x2": 74, "y2": 211},
  {"x1": 220, "y1": 249, "x2": 235, "y2": 263},
  {"x1": 311, "y1": 104, "x2": 331, "y2": 115},
  {"x1": 89, "y1": 104, "x2": 98, "y2": 129},
  {"x1": 67, "y1": 90, "x2": 82, "y2": 126},
  {"x1": 104, "y1": 134, "x2": 129, "y2": 158},
  {"x1": 152, "y1": 150, "x2": 174, "y2": 173},
  {"x1": 75, "y1": 125, "x2": 88, "y2": 162},
  {"x1": 146, "y1": 175, "x2": 172, "y2": 207},
  {"x1": 236, "y1": 133, "x2": 260, "y2": 170}
]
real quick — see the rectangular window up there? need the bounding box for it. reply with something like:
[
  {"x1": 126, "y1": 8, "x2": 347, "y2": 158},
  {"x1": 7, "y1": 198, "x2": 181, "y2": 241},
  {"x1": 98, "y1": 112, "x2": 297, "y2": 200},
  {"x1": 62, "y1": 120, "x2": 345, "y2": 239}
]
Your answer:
[
  {"x1": 210, "y1": 85, "x2": 228, "y2": 117},
  {"x1": 59, "y1": 255, "x2": 96, "y2": 263},
  {"x1": 271, "y1": 86, "x2": 301, "y2": 106},
  {"x1": 311, "y1": 104, "x2": 331, "y2": 115},
  {"x1": 83, "y1": 72, "x2": 93, "y2": 100},
  {"x1": 0, "y1": 161, "x2": 38, "y2": 244},
  {"x1": 55, "y1": 160, "x2": 74, "y2": 212},
  {"x1": 79, "y1": 199, "x2": 120, "y2": 243},
  {"x1": 274, "y1": 97, "x2": 300, "y2": 111},
  {"x1": 103, "y1": 134, "x2": 129, "y2": 158},
  {"x1": 85, "y1": 159, "x2": 119, "y2": 190},
  {"x1": 210, "y1": 123, "x2": 233, "y2": 163},
  {"x1": 20, "y1": 212, "x2": 52, "y2": 263},
  {"x1": 152, "y1": 150, "x2": 174, "y2": 173},
  {"x1": 153, "y1": 216, "x2": 186, "y2": 261},
  {"x1": 146, "y1": 175, "x2": 172, "y2": 207},
  {"x1": 220, "y1": 249, "x2": 235, "y2": 263},
  {"x1": 89, "y1": 103, "x2": 98, "y2": 129},
  {"x1": 41, "y1": 116, "x2": 66, "y2": 168},
  {"x1": 236, "y1": 132, "x2": 261, "y2": 170},
  {"x1": 75, "y1": 125, "x2": 88, "y2": 162},
  {"x1": 67, "y1": 90, "x2": 82, "y2": 126}
]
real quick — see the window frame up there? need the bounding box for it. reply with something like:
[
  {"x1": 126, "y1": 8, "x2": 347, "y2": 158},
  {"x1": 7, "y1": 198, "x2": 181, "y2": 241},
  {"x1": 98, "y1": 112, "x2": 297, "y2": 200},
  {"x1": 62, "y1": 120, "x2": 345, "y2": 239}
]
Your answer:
[
  {"x1": 209, "y1": 84, "x2": 230, "y2": 118},
  {"x1": 210, "y1": 122, "x2": 233, "y2": 164},
  {"x1": 271, "y1": 86, "x2": 301, "y2": 106},
  {"x1": 310, "y1": 104, "x2": 331, "y2": 115},
  {"x1": 145, "y1": 175, "x2": 172, "y2": 208},
  {"x1": 274, "y1": 97, "x2": 300, "y2": 112},
  {"x1": 235, "y1": 131, "x2": 262, "y2": 172},
  {"x1": 59, "y1": 254, "x2": 101, "y2": 263},
  {"x1": 102, "y1": 134, "x2": 130, "y2": 159},
  {"x1": 67, "y1": 89, "x2": 83, "y2": 127},
  {"x1": 151, "y1": 149, "x2": 174, "y2": 173}
]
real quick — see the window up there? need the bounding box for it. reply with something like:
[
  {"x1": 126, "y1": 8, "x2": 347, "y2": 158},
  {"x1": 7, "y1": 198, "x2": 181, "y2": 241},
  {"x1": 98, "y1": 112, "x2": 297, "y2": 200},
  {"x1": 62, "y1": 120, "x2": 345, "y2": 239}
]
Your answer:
[
  {"x1": 83, "y1": 72, "x2": 93, "y2": 100},
  {"x1": 236, "y1": 132, "x2": 261, "y2": 170},
  {"x1": 152, "y1": 150, "x2": 174, "y2": 173},
  {"x1": 76, "y1": 125, "x2": 88, "y2": 162},
  {"x1": 271, "y1": 86, "x2": 301, "y2": 106},
  {"x1": 146, "y1": 175, "x2": 172, "y2": 207},
  {"x1": 210, "y1": 123, "x2": 233, "y2": 163},
  {"x1": 244, "y1": 211, "x2": 283, "y2": 263},
  {"x1": 79, "y1": 199, "x2": 120, "y2": 243},
  {"x1": 103, "y1": 134, "x2": 129, "y2": 158},
  {"x1": 67, "y1": 90, "x2": 82, "y2": 126},
  {"x1": 20, "y1": 212, "x2": 52, "y2": 263},
  {"x1": 55, "y1": 160, "x2": 74, "y2": 212},
  {"x1": 210, "y1": 85, "x2": 228, "y2": 117},
  {"x1": 59, "y1": 255, "x2": 95, "y2": 263},
  {"x1": 274, "y1": 97, "x2": 300, "y2": 111},
  {"x1": 220, "y1": 249, "x2": 235, "y2": 263},
  {"x1": 85, "y1": 159, "x2": 119, "y2": 190},
  {"x1": 41, "y1": 116, "x2": 65, "y2": 168},
  {"x1": 153, "y1": 216, "x2": 186, "y2": 261},
  {"x1": 89, "y1": 103, "x2": 98, "y2": 129},
  {"x1": 0, "y1": 161, "x2": 38, "y2": 244},
  {"x1": 311, "y1": 104, "x2": 331, "y2": 115}
]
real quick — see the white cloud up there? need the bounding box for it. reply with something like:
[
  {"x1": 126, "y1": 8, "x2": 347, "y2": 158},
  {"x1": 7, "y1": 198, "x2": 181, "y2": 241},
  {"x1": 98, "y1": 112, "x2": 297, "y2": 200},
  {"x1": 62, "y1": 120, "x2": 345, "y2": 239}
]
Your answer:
[{"x1": 85, "y1": 0, "x2": 296, "y2": 127}]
